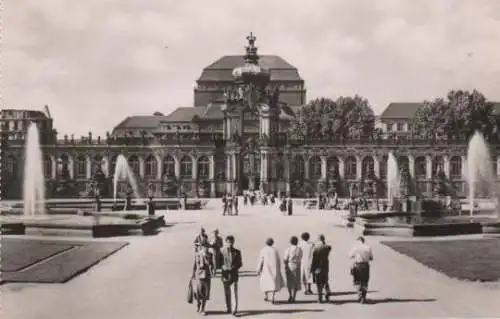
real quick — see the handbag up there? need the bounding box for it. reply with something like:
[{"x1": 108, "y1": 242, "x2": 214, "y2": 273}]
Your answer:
[{"x1": 186, "y1": 278, "x2": 194, "y2": 304}]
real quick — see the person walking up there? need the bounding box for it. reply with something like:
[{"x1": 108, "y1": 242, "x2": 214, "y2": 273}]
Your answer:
[
  {"x1": 222, "y1": 194, "x2": 228, "y2": 216},
  {"x1": 283, "y1": 236, "x2": 303, "y2": 303},
  {"x1": 233, "y1": 194, "x2": 239, "y2": 216},
  {"x1": 299, "y1": 232, "x2": 315, "y2": 295},
  {"x1": 210, "y1": 229, "x2": 224, "y2": 274},
  {"x1": 194, "y1": 227, "x2": 208, "y2": 252},
  {"x1": 287, "y1": 197, "x2": 293, "y2": 216},
  {"x1": 191, "y1": 239, "x2": 215, "y2": 315},
  {"x1": 221, "y1": 235, "x2": 243, "y2": 315},
  {"x1": 349, "y1": 236, "x2": 373, "y2": 303},
  {"x1": 227, "y1": 193, "x2": 233, "y2": 216},
  {"x1": 310, "y1": 234, "x2": 331, "y2": 303},
  {"x1": 256, "y1": 238, "x2": 285, "y2": 304}
]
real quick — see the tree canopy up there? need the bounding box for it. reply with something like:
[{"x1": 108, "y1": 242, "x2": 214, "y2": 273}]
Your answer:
[
  {"x1": 411, "y1": 89, "x2": 498, "y2": 141},
  {"x1": 291, "y1": 95, "x2": 375, "y2": 139}
]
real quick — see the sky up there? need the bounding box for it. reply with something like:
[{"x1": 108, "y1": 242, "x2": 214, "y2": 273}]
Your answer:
[{"x1": 3, "y1": 0, "x2": 500, "y2": 137}]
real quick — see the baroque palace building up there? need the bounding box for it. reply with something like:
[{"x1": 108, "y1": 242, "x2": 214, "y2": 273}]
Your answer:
[{"x1": 2, "y1": 34, "x2": 499, "y2": 200}]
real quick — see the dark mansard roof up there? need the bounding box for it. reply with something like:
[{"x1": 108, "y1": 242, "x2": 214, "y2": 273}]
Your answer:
[{"x1": 197, "y1": 55, "x2": 303, "y2": 82}]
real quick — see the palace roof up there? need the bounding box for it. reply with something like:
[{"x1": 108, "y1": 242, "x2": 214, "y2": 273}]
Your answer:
[
  {"x1": 197, "y1": 55, "x2": 303, "y2": 82},
  {"x1": 381, "y1": 101, "x2": 500, "y2": 120}
]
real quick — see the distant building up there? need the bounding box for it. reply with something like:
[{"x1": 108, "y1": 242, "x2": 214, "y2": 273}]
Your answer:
[
  {"x1": 0, "y1": 107, "x2": 57, "y2": 144},
  {"x1": 2, "y1": 34, "x2": 499, "y2": 200}
]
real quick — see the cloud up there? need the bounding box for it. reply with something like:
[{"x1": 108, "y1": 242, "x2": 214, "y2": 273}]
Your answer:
[{"x1": 3, "y1": 0, "x2": 500, "y2": 137}]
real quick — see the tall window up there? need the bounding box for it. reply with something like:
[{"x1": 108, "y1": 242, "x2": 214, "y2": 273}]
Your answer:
[
  {"x1": 345, "y1": 156, "x2": 357, "y2": 180},
  {"x1": 327, "y1": 157, "x2": 339, "y2": 178},
  {"x1": 128, "y1": 155, "x2": 140, "y2": 177},
  {"x1": 450, "y1": 156, "x2": 462, "y2": 179},
  {"x1": 6, "y1": 156, "x2": 16, "y2": 178},
  {"x1": 432, "y1": 156, "x2": 444, "y2": 176},
  {"x1": 415, "y1": 156, "x2": 427, "y2": 179},
  {"x1": 76, "y1": 155, "x2": 86, "y2": 179},
  {"x1": 198, "y1": 156, "x2": 210, "y2": 179},
  {"x1": 398, "y1": 156, "x2": 409, "y2": 173},
  {"x1": 163, "y1": 155, "x2": 175, "y2": 176},
  {"x1": 361, "y1": 156, "x2": 374, "y2": 179},
  {"x1": 44, "y1": 155, "x2": 52, "y2": 179},
  {"x1": 91, "y1": 155, "x2": 103, "y2": 176},
  {"x1": 309, "y1": 156, "x2": 322, "y2": 180},
  {"x1": 180, "y1": 156, "x2": 192, "y2": 179},
  {"x1": 144, "y1": 155, "x2": 158, "y2": 179},
  {"x1": 292, "y1": 155, "x2": 305, "y2": 179}
]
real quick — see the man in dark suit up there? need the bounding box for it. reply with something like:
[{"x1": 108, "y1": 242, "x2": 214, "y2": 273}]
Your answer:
[
  {"x1": 310, "y1": 234, "x2": 332, "y2": 303},
  {"x1": 220, "y1": 235, "x2": 243, "y2": 315}
]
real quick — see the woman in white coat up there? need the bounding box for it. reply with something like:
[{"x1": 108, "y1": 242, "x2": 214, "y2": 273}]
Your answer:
[{"x1": 256, "y1": 237, "x2": 285, "y2": 304}]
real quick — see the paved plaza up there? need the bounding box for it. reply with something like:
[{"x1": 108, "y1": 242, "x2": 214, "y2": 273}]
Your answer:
[{"x1": 2, "y1": 202, "x2": 499, "y2": 319}]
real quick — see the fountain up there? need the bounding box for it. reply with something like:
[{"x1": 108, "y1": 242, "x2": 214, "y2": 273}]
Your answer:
[
  {"x1": 23, "y1": 123, "x2": 46, "y2": 216},
  {"x1": 386, "y1": 152, "x2": 400, "y2": 210},
  {"x1": 466, "y1": 131, "x2": 496, "y2": 217},
  {"x1": 112, "y1": 154, "x2": 140, "y2": 203}
]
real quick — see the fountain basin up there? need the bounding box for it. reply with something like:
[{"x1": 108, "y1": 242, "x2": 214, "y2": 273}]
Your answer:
[
  {"x1": 354, "y1": 213, "x2": 500, "y2": 237},
  {"x1": 0, "y1": 215, "x2": 162, "y2": 238}
]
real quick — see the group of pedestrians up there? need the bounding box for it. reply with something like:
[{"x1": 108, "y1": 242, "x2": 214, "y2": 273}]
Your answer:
[
  {"x1": 189, "y1": 227, "x2": 374, "y2": 316},
  {"x1": 221, "y1": 193, "x2": 239, "y2": 216},
  {"x1": 257, "y1": 232, "x2": 333, "y2": 303},
  {"x1": 191, "y1": 228, "x2": 242, "y2": 316}
]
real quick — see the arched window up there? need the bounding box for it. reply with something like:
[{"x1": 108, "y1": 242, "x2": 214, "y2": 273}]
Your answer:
[
  {"x1": 432, "y1": 156, "x2": 444, "y2": 177},
  {"x1": 345, "y1": 156, "x2": 357, "y2": 180},
  {"x1": 163, "y1": 155, "x2": 175, "y2": 176},
  {"x1": 198, "y1": 156, "x2": 210, "y2": 179},
  {"x1": 361, "y1": 156, "x2": 374, "y2": 179},
  {"x1": 450, "y1": 156, "x2": 462, "y2": 179},
  {"x1": 91, "y1": 155, "x2": 103, "y2": 176},
  {"x1": 327, "y1": 157, "x2": 339, "y2": 179},
  {"x1": 309, "y1": 156, "x2": 322, "y2": 180},
  {"x1": 128, "y1": 155, "x2": 140, "y2": 177},
  {"x1": 180, "y1": 156, "x2": 192, "y2": 179},
  {"x1": 76, "y1": 155, "x2": 86, "y2": 179},
  {"x1": 415, "y1": 156, "x2": 427, "y2": 179},
  {"x1": 6, "y1": 156, "x2": 16, "y2": 178},
  {"x1": 243, "y1": 153, "x2": 252, "y2": 175},
  {"x1": 398, "y1": 156, "x2": 409, "y2": 173},
  {"x1": 58, "y1": 155, "x2": 70, "y2": 179},
  {"x1": 144, "y1": 155, "x2": 158, "y2": 178},
  {"x1": 44, "y1": 155, "x2": 52, "y2": 179},
  {"x1": 292, "y1": 155, "x2": 305, "y2": 179}
]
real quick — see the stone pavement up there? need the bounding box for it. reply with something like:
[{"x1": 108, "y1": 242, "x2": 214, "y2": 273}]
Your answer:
[{"x1": 2, "y1": 202, "x2": 499, "y2": 319}]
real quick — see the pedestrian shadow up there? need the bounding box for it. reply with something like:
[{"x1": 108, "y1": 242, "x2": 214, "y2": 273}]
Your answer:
[
  {"x1": 328, "y1": 290, "x2": 378, "y2": 297},
  {"x1": 234, "y1": 309, "x2": 324, "y2": 317},
  {"x1": 273, "y1": 300, "x2": 319, "y2": 305},
  {"x1": 332, "y1": 297, "x2": 436, "y2": 305}
]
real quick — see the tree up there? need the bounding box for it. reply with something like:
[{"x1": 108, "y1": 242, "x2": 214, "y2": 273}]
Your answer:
[
  {"x1": 290, "y1": 95, "x2": 375, "y2": 139},
  {"x1": 411, "y1": 89, "x2": 497, "y2": 141}
]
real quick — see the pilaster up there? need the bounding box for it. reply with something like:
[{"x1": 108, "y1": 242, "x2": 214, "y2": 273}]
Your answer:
[
  {"x1": 443, "y1": 155, "x2": 450, "y2": 179},
  {"x1": 408, "y1": 155, "x2": 415, "y2": 179},
  {"x1": 321, "y1": 155, "x2": 327, "y2": 180},
  {"x1": 373, "y1": 156, "x2": 380, "y2": 179},
  {"x1": 86, "y1": 156, "x2": 92, "y2": 179}
]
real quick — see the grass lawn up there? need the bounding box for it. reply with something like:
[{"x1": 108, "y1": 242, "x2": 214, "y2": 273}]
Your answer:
[
  {"x1": 382, "y1": 238, "x2": 500, "y2": 282},
  {"x1": 1, "y1": 238, "x2": 128, "y2": 284}
]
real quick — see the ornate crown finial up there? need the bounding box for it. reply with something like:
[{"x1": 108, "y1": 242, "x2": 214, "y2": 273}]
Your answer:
[
  {"x1": 244, "y1": 32, "x2": 259, "y2": 64},
  {"x1": 246, "y1": 32, "x2": 256, "y2": 46}
]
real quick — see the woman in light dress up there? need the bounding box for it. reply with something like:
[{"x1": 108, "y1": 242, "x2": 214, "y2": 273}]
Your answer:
[
  {"x1": 256, "y1": 238, "x2": 285, "y2": 304},
  {"x1": 283, "y1": 236, "x2": 303, "y2": 302}
]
